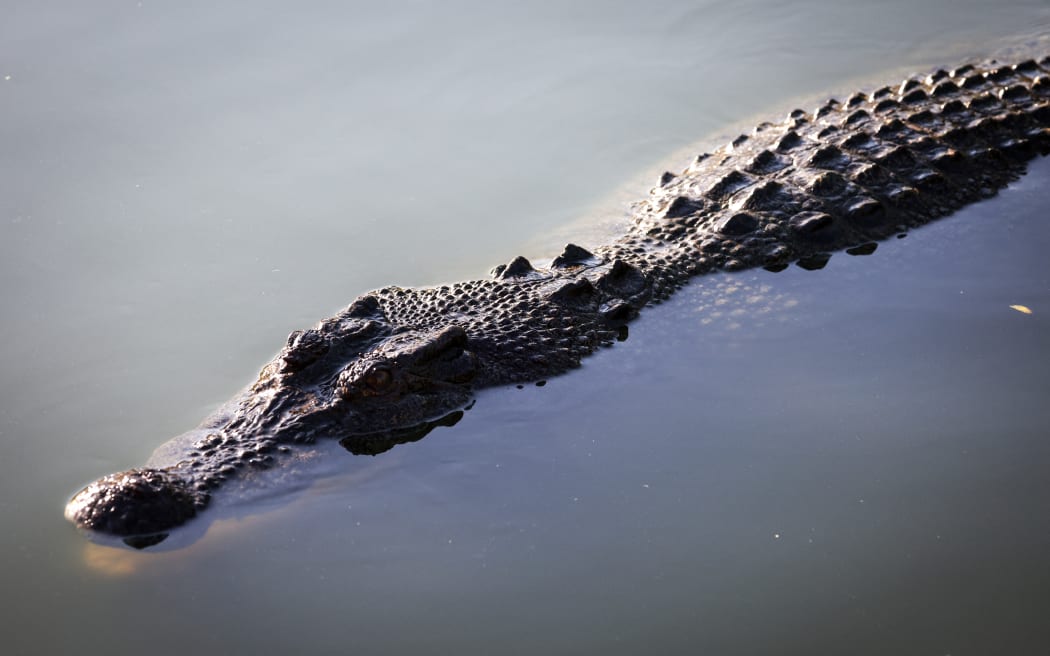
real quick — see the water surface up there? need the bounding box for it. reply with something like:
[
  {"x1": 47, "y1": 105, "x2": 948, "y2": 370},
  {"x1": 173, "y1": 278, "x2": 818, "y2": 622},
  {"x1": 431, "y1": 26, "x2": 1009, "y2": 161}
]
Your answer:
[{"x1": 2, "y1": 2, "x2": 1049, "y2": 654}]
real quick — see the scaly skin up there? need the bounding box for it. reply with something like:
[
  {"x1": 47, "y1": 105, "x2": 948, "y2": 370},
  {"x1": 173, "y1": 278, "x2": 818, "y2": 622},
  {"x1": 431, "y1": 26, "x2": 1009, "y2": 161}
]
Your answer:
[{"x1": 66, "y1": 57, "x2": 1050, "y2": 542}]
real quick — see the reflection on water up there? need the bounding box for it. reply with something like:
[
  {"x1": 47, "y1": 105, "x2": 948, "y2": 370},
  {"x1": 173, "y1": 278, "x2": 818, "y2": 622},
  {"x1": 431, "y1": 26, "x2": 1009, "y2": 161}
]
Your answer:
[
  {"x1": 2, "y1": 1, "x2": 1050, "y2": 654},
  {"x1": 692, "y1": 277, "x2": 801, "y2": 331}
]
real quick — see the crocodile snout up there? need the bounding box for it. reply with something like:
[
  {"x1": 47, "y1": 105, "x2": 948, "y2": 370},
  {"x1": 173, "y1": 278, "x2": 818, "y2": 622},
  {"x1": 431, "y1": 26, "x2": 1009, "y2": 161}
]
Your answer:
[{"x1": 65, "y1": 468, "x2": 207, "y2": 537}]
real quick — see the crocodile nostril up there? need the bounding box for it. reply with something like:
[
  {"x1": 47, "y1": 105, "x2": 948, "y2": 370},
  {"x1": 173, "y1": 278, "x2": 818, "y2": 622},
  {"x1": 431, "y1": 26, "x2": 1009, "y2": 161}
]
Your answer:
[{"x1": 65, "y1": 468, "x2": 207, "y2": 537}]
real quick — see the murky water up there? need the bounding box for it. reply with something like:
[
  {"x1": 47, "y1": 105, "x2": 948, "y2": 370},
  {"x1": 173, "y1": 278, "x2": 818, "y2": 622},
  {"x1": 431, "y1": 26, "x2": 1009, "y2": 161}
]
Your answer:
[{"x1": 2, "y1": 1, "x2": 1050, "y2": 654}]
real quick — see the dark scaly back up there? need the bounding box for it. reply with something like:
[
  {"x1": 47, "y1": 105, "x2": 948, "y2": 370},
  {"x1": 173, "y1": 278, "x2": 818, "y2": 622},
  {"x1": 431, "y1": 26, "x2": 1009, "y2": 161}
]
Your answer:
[
  {"x1": 603, "y1": 58, "x2": 1050, "y2": 297},
  {"x1": 372, "y1": 58, "x2": 1050, "y2": 385}
]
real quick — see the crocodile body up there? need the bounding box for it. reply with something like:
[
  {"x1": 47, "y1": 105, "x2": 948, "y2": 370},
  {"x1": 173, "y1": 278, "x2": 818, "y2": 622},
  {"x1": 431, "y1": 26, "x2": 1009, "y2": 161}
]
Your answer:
[{"x1": 67, "y1": 57, "x2": 1050, "y2": 544}]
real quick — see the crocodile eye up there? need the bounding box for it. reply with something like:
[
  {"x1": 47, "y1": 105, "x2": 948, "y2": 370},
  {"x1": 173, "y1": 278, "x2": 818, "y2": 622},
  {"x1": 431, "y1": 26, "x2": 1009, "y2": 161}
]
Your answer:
[{"x1": 364, "y1": 368, "x2": 393, "y2": 392}]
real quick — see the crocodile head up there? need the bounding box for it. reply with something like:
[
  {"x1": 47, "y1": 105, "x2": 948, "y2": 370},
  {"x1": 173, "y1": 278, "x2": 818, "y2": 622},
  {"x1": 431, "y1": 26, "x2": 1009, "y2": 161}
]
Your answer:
[{"x1": 66, "y1": 294, "x2": 480, "y2": 543}]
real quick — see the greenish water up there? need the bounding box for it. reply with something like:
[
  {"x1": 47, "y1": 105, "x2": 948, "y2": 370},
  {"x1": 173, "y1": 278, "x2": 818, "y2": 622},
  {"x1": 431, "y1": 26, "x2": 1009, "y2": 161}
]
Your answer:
[{"x1": 2, "y1": 2, "x2": 1049, "y2": 654}]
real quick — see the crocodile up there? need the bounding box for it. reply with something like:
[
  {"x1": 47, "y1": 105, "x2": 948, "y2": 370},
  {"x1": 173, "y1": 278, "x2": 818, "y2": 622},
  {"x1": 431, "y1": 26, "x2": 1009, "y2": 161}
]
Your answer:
[{"x1": 66, "y1": 56, "x2": 1050, "y2": 545}]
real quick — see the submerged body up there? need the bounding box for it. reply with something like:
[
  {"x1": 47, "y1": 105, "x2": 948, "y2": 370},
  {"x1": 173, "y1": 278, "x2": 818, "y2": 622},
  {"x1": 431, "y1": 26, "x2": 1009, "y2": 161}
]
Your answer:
[{"x1": 67, "y1": 57, "x2": 1050, "y2": 543}]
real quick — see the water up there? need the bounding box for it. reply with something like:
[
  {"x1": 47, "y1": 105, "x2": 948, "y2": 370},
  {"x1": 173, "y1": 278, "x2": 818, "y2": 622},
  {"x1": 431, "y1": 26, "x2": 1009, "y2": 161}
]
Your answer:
[{"x1": 2, "y1": 1, "x2": 1050, "y2": 654}]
